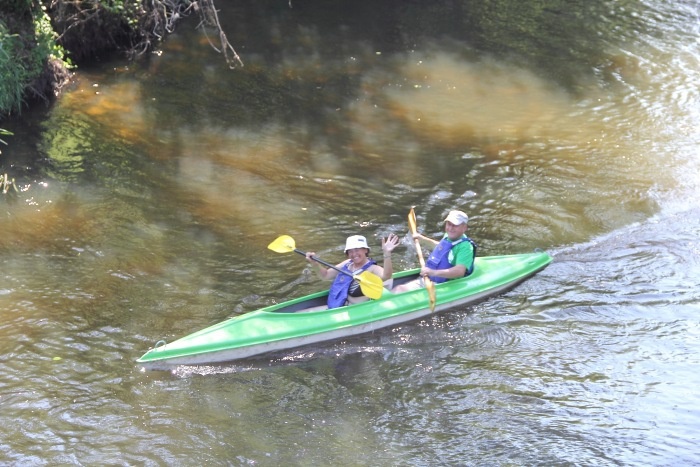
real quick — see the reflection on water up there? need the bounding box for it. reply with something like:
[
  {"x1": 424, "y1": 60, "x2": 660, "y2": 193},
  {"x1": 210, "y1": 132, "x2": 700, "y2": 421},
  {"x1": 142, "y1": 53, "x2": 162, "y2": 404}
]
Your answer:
[
  {"x1": 383, "y1": 54, "x2": 573, "y2": 145},
  {"x1": 1, "y1": 0, "x2": 699, "y2": 465}
]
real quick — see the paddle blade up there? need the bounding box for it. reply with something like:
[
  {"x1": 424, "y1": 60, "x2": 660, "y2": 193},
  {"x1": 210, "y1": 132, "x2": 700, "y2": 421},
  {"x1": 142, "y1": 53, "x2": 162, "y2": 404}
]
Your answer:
[
  {"x1": 425, "y1": 278, "x2": 436, "y2": 311},
  {"x1": 408, "y1": 208, "x2": 418, "y2": 235},
  {"x1": 357, "y1": 271, "x2": 385, "y2": 300},
  {"x1": 267, "y1": 235, "x2": 296, "y2": 253}
]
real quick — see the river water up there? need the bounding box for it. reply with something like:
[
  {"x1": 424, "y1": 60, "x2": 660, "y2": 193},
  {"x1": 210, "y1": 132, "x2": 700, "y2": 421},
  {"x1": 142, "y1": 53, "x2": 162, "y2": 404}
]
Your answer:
[{"x1": 1, "y1": 1, "x2": 699, "y2": 465}]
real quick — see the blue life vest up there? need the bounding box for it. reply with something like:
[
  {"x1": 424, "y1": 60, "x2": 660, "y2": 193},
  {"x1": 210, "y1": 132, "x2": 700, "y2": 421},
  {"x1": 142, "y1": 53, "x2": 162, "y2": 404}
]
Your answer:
[
  {"x1": 425, "y1": 236, "x2": 477, "y2": 283},
  {"x1": 327, "y1": 260, "x2": 377, "y2": 309}
]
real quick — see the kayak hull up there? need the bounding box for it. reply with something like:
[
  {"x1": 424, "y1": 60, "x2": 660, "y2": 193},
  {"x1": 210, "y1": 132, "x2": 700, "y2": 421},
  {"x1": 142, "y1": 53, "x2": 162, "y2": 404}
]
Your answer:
[{"x1": 137, "y1": 251, "x2": 552, "y2": 370}]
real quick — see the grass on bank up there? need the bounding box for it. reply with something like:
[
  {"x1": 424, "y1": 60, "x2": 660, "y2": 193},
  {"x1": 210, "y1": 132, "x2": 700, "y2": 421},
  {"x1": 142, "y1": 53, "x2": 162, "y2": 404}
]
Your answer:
[
  {"x1": 0, "y1": 3, "x2": 70, "y2": 117},
  {"x1": 0, "y1": 21, "x2": 28, "y2": 116}
]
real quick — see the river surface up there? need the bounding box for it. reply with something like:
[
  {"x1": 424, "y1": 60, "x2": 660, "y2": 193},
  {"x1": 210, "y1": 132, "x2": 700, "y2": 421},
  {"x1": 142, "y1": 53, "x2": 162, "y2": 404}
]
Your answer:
[{"x1": 1, "y1": 1, "x2": 699, "y2": 465}]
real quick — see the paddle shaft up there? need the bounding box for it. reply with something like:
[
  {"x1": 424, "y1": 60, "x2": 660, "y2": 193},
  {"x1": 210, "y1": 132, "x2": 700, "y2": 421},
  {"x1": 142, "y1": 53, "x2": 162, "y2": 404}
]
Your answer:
[
  {"x1": 292, "y1": 248, "x2": 361, "y2": 280},
  {"x1": 408, "y1": 208, "x2": 436, "y2": 311},
  {"x1": 410, "y1": 231, "x2": 427, "y2": 269}
]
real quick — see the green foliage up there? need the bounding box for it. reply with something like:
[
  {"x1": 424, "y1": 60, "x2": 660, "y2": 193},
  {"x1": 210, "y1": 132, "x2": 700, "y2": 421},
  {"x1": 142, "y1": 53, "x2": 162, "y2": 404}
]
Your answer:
[
  {"x1": 0, "y1": 173, "x2": 19, "y2": 194},
  {"x1": 0, "y1": 3, "x2": 71, "y2": 116},
  {"x1": 50, "y1": 0, "x2": 148, "y2": 62},
  {"x1": 0, "y1": 129, "x2": 17, "y2": 196},
  {"x1": 103, "y1": 0, "x2": 143, "y2": 29},
  {"x1": 4, "y1": 0, "x2": 33, "y2": 15},
  {"x1": 33, "y1": 6, "x2": 71, "y2": 66},
  {"x1": 0, "y1": 21, "x2": 28, "y2": 115},
  {"x1": 0, "y1": 128, "x2": 11, "y2": 151}
]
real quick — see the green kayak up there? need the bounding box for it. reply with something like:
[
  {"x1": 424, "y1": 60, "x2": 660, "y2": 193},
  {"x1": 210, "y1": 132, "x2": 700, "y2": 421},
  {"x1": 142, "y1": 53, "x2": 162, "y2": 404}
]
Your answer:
[{"x1": 137, "y1": 251, "x2": 552, "y2": 370}]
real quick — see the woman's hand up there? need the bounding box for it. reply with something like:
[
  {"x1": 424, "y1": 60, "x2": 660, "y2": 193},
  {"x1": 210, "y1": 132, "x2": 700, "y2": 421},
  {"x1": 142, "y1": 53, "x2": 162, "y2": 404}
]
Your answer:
[{"x1": 382, "y1": 233, "x2": 400, "y2": 254}]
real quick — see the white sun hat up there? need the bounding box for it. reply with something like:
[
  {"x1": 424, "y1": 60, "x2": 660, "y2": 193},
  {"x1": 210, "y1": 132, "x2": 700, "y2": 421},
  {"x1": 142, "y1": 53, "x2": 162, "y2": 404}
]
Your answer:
[
  {"x1": 444, "y1": 210, "x2": 469, "y2": 225},
  {"x1": 344, "y1": 235, "x2": 370, "y2": 253}
]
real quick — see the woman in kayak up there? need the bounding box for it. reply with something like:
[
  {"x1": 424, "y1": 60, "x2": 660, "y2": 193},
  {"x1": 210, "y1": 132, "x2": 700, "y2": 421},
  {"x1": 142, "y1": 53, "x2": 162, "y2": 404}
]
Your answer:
[
  {"x1": 392, "y1": 210, "x2": 477, "y2": 293},
  {"x1": 306, "y1": 233, "x2": 400, "y2": 308}
]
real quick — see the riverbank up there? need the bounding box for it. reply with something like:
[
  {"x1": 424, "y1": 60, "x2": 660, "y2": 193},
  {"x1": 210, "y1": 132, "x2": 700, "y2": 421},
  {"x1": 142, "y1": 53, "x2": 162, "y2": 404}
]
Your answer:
[{"x1": 0, "y1": 0, "x2": 231, "y2": 119}]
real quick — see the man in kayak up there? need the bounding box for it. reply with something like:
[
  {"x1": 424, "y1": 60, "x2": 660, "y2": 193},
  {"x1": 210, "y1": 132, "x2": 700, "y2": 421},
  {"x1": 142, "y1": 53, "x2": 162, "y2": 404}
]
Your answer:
[
  {"x1": 392, "y1": 210, "x2": 477, "y2": 293},
  {"x1": 306, "y1": 233, "x2": 400, "y2": 308}
]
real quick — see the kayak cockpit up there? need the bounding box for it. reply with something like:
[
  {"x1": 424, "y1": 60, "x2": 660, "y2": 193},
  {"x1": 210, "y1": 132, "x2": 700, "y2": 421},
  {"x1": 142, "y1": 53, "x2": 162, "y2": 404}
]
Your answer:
[{"x1": 269, "y1": 271, "x2": 421, "y2": 313}]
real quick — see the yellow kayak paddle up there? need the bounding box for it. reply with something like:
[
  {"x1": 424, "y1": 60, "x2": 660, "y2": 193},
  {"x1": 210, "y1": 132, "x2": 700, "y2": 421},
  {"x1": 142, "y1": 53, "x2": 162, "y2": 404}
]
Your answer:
[{"x1": 267, "y1": 235, "x2": 385, "y2": 300}]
